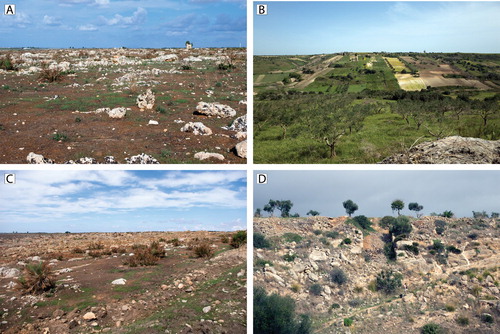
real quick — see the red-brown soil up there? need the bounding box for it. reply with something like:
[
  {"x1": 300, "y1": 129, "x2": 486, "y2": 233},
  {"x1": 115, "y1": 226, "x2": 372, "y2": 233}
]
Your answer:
[{"x1": 0, "y1": 48, "x2": 246, "y2": 164}]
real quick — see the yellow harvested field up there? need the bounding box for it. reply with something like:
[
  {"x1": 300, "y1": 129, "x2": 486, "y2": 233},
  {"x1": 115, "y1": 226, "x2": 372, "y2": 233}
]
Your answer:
[
  {"x1": 384, "y1": 57, "x2": 408, "y2": 72},
  {"x1": 395, "y1": 74, "x2": 427, "y2": 91}
]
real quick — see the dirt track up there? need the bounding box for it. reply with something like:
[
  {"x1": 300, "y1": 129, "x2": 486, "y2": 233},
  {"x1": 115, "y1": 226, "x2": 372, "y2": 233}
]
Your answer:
[{"x1": 293, "y1": 55, "x2": 342, "y2": 89}]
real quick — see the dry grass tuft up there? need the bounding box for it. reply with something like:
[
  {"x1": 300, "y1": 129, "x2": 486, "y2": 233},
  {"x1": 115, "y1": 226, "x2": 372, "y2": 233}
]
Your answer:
[{"x1": 17, "y1": 262, "x2": 56, "y2": 295}]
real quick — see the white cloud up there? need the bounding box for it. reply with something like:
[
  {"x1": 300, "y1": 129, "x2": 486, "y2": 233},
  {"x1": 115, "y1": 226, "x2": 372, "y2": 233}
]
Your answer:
[
  {"x1": 43, "y1": 15, "x2": 62, "y2": 26},
  {"x1": 0, "y1": 171, "x2": 246, "y2": 230},
  {"x1": 79, "y1": 24, "x2": 98, "y2": 31},
  {"x1": 99, "y1": 7, "x2": 147, "y2": 27}
]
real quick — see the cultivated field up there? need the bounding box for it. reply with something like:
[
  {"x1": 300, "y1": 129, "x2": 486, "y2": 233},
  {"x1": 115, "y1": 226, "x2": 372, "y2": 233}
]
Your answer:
[
  {"x1": 0, "y1": 48, "x2": 247, "y2": 164},
  {"x1": 384, "y1": 57, "x2": 409, "y2": 73},
  {"x1": 254, "y1": 52, "x2": 500, "y2": 164},
  {"x1": 0, "y1": 231, "x2": 247, "y2": 333}
]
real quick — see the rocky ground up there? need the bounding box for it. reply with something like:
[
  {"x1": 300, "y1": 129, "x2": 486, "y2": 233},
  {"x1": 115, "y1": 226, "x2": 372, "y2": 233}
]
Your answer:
[
  {"x1": 380, "y1": 136, "x2": 500, "y2": 164},
  {"x1": 0, "y1": 231, "x2": 247, "y2": 333},
  {"x1": 254, "y1": 216, "x2": 500, "y2": 333},
  {"x1": 0, "y1": 48, "x2": 246, "y2": 164}
]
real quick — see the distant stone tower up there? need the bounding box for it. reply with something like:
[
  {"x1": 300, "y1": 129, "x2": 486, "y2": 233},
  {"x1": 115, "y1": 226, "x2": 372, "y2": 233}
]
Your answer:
[{"x1": 185, "y1": 41, "x2": 193, "y2": 50}]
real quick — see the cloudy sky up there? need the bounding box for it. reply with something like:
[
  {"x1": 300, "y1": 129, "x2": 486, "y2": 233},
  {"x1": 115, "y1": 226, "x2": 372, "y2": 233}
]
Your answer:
[
  {"x1": 254, "y1": 1, "x2": 500, "y2": 55},
  {"x1": 254, "y1": 170, "x2": 500, "y2": 218},
  {"x1": 1, "y1": 0, "x2": 246, "y2": 48},
  {"x1": 0, "y1": 170, "x2": 246, "y2": 233}
]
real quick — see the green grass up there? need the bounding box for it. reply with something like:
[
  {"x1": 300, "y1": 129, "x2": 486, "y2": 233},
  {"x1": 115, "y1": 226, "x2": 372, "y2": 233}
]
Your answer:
[
  {"x1": 36, "y1": 92, "x2": 135, "y2": 111},
  {"x1": 113, "y1": 284, "x2": 143, "y2": 293},
  {"x1": 255, "y1": 99, "x2": 499, "y2": 164}
]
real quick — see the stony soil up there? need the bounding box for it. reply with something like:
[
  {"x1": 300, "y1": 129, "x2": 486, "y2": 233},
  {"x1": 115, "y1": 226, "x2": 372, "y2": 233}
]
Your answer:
[
  {"x1": 0, "y1": 231, "x2": 247, "y2": 333},
  {"x1": 0, "y1": 48, "x2": 246, "y2": 164},
  {"x1": 254, "y1": 216, "x2": 500, "y2": 333}
]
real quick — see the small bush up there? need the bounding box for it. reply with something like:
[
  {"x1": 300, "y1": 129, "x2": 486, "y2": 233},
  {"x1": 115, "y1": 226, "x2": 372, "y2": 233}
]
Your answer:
[
  {"x1": 230, "y1": 230, "x2": 247, "y2": 248},
  {"x1": 221, "y1": 235, "x2": 229, "y2": 243},
  {"x1": 72, "y1": 247, "x2": 84, "y2": 254},
  {"x1": 88, "y1": 250, "x2": 102, "y2": 258},
  {"x1": 390, "y1": 216, "x2": 413, "y2": 237},
  {"x1": 353, "y1": 215, "x2": 372, "y2": 230},
  {"x1": 88, "y1": 241, "x2": 104, "y2": 250},
  {"x1": 282, "y1": 233, "x2": 303, "y2": 243},
  {"x1": 376, "y1": 269, "x2": 403, "y2": 294},
  {"x1": 309, "y1": 283, "x2": 322, "y2": 296},
  {"x1": 254, "y1": 233, "x2": 271, "y2": 249},
  {"x1": 38, "y1": 66, "x2": 64, "y2": 82},
  {"x1": 254, "y1": 287, "x2": 312, "y2": 334},
  {"x1": 456, "y1": 316, "x2": 469, "y2": 326},
  {"x1": 169, "y1": 238, "x2": 181, "y2": 247},
  {"x1": 313, "y1": 229, "x2": 322, "y2": 235},
  {"x1": 446, "y1": 245, "x2": 461, "y2": 254},
  {"x1": 472, "y1": 285, "x2": 483, "y2": 297},
  {"x1": 348, "y1": 298, "x2": 363, "y2": 307},
  {"x1": 156, "y1": 105, "x2": 167, "y2": 114},
  {"x1": 343, "y1": 317, "x2": 353, "y2": 327},
  {"x1": 283, "y1": 254, "x2": 297, "y2": 262},
  {"x1": 17, "y1": 262, "x2": 56, "y2": 295},
  {"x1": 380, "y1": 216, "x2": 396, "y2": 229},
  {"x1": 331, "y1": 303, "x2": 341, "y2": 309},
  {"x1": 480, "y1": 313, "x2": 493, "y2": 323},
  {"x1": 125, "y1": 247, "x2": 159, "y2": 267},
  {"x1": 319, "y1": 237, "x2": 329, "y2": 245},
  {"x1": 435, "y1": 226, "x2": 445, "y2": 235},
  {"x1": 324, "y1": 231, "x2": 339, "y2": 239},
  {"x1": 468, "y1": 232, "x2": 479, "y2": 240},
  {"x1": 52, "y1": 133, "x2": 69, "y2": 142},
  {"x1": 421, "y1": 323, "x2": 445, "y2": 334},
  {"x1": 342, "y1": 238, "x2": 352, "y2": 245},
  {"x1": 330, "y1": 267, "x2": 348, "y2": 285},
  {"x1": 384, "y1": 242, "x2": 397, "y2": 261},
  {"x1": 290, "y1": 283, "x2": 301, "y2": 293},
  {"x1": 181, "y1": 64, "x2": 191, "y2": 70},
  {"x1": 404, "y1": 244, "x2": 419, "y2": 255},
  {"x1": 431, "y1": 240, "x2": 445, "y2": 253},
  {"x1": 0, "y1": 54, "x2": 17, "y2": 71},
  {"x1": 194, "y1": 243, "x2": 214, "y2": 258},
  {"x1": 444, "y1": 304, "x2": 455, "y2": 312},
  {"x1": 217, "y1": 63, "x2": 234, "y2": 71},
  {"x1": 149, "y1": 241, "x2": 165, "y2": 258}
]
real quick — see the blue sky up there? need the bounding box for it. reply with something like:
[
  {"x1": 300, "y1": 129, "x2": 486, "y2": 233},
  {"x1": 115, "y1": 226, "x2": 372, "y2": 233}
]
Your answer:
[
  {"x1": 255, "y1": 170, "x2": 500, "y2": 218},
  {"x1": 1, "y1": 0, "x2": 246, "y2": 48},
  {"x1": 254, "y1": 1, "x2": 500, "y2": 55},
  {"x1": 0, "y1": 170, "x2": 246, "y2": 233}
]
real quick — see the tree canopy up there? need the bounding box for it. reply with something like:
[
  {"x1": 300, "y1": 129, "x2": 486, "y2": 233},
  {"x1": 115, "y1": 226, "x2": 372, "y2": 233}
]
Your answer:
[{"x1": 343, "y1": 200, "x2": 359, "y2": 217}]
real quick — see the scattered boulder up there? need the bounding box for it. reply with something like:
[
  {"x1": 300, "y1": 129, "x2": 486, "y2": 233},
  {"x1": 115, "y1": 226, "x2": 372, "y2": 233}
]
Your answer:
[
  {"x1": 137, "y1": 89, "x2": 155, "y2": 110},
  {"x1": 83, "y1": 312, "x2": 97, "y2": 321},
  {"x1": 0, "y1": 267, "x2": 20, "y2": 278},
  {"x1": 194, "y1": 152, "x2": 225, "y2": 161},
  {"x1": 104, "y1": 156, "x2": 117, "y2": 164},
  {"x1": 380, "y1": 136, "x2": 500, "y2": 164},
  {"x1": 107, "y1": 107, "x2": 127, "y2": 119},
  {"x1": 27, "y1": 152, "x2": 54, "y2": 164},
  {"x1": 125, "y1": 153, "x2": 159, "y2": 164},
  {"x1": 195, "y1": 102, "x2": 236, "y2": 118},
  {"x1": 202, "y1": 306, "x2": 211, "y2": 313},
  {"x1": 111, "y1": 278, "x2": 127, "y2": 285},
  {"x1": 309, "y1": 250, "x2": 328, "y2": 262},
  {"x1": 234, "y1": 140, "x2": 247, "y2": 159},
  {"x1": 148, "y1": 120, "x2": 159, "y2": 125},
  {"x1": 223, "y1": 115, "x2": 247, "y2": 132},
  {"x1": 181, "y1": 122, "x2": 213, "y2": 135}
]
